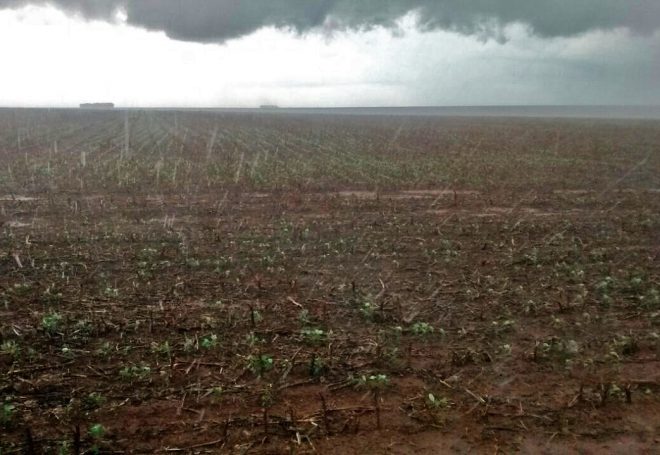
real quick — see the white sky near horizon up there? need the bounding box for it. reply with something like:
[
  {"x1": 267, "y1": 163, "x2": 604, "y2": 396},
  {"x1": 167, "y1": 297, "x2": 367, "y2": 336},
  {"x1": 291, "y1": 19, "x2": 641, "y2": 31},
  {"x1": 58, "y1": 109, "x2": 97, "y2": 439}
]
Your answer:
[{"x1": 0, "y1": 5, "x2": 658, "y2": 108}]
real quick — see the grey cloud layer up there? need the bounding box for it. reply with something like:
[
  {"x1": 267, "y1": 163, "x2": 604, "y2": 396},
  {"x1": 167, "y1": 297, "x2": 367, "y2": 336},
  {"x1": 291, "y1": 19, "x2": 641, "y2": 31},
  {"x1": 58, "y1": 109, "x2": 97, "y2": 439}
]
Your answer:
[{"x1": 2, "y1": 0, "x2": 660, "y2": 42}]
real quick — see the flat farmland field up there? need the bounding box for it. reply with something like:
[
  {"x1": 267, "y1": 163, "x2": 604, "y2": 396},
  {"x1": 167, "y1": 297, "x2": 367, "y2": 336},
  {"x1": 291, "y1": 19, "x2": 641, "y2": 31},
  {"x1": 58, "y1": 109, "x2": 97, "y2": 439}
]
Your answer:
[{"x1": 0, "y1": 109, "x2": 659, "y2": 453}]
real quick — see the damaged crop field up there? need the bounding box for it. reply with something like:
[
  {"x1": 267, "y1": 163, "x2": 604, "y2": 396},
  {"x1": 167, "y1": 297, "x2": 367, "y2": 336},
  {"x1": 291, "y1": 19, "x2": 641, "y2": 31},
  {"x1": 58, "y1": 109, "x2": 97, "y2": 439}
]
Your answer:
[{"x1": 0, "y1": 109, "x2": 659, "y2": 453}]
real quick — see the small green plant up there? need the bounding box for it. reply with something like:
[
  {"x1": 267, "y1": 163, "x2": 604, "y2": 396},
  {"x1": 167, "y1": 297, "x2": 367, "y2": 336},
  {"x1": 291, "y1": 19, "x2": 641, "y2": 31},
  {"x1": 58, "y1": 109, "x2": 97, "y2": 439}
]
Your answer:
[
  {"x1": 426, "y1": 393, "x2": 450, "y2": 409},
  {"x1": 359, "y1": 300, "x2": 376, "y2": 320},
  {"x1": 42, "y1": 312, "x2": 63, "y2": 335},
  {"x1": 41, "y1": 285, "x2": 63, "y2": 305},
  {"x1": 640, "y1": 288, "x2": 659, "y2": 309},
  {"x1": 534, "y1": 338, "x2": 579, "y2": 363},
  {"x1": 95, "y1": 341, "x2": 113, "y2": 358},
  {"x1": 245, "y1": 332, "x2": 264, "y2": 347},
  {"x1": 248, "y1": 354, "x2": 274, "y2": 377},
  {"x1": 103, "y1": 286, "x2": 119, "y2": 298},
  {"x1": 259, "y1": 383, "x2": 275, "y2": 408},
  {"x1": 595, "y1": 276, "x2": 615, "y2": 306},
  {"x1": 489, "y1": 319, "x2": 516, "y2": 337},
  {"x1": 89, "y1": 423, "x2": 105, "y2": 454},
  {"x1": 150, "y1": 341, "x2": 171, "y2": 356},
  {"x1": 138, "y1": 247, "x2": 158, "y2": 259},
  {"x1": 309, "y1": 354, "x2": 326, "y2": 377},
  {"x1": 182, "y1": 336, "x2": 197, "y2": 352},
  {"x1": 630, "y1": 277, "x2": 643, "y2": 288},
  {"x1": 83, "y1": 392, "x2": 105, "y2": 411},
  {"x1": 209, "y1": 386, "x2": 224, "y2": 401},
  {"x1": 89, "y1": 423, "x2": 105, "y2": 439},
  {"x1": 357, "y1": 373, "x2": 389, "y2": 390},
  {"x1": 12, "y1": 282, "x2": 32, "y2": 296},
  {"x1": 301, "y1": 328, "x2": 327, "y2": 345},
  {"x1": 298, "y1": 308, "x2": 311, "y2": 325},
  {"x1": 1, "y1": 401, "x2": 15, "y2": 427},
  {"x1": 119, "y1": 364, "x2": 151, "y2": 381},
  {"x1": 356, "y1": 374, "x2": 389, "y2": 429},
  {"x1": 258, "y1": 383, "x2": 276, "y2": 435},
  {"x1": 522, "y1": 248, "x2": 540, "y2": 266},
  {"x1": 200, "y1": 334, "x2": 218, "y2": 350},
  {"x1": 58, "y1": 441, "x2": 72, "y2": 455},
  {"x1": 61, "y1": 346, "x2": 75, "y2": 359},
  {"x1": 251, "y1": 308, "x2": 263, "y2": 325},
  {"x1": 411, "y1": 322, "x2": 435, "y2": 336},
  {"x1": 609, "y1": 335, "x2": 639, "y2": 357},
  {"x1": 72, "y1": 319, "x2": 93, "y2": 339},
  {"x1": 499, "y1": 344, "x2": 512, "y2": 356},
  {"x1": 0, "y1": 340, "x2": 20, "y2": 358}
]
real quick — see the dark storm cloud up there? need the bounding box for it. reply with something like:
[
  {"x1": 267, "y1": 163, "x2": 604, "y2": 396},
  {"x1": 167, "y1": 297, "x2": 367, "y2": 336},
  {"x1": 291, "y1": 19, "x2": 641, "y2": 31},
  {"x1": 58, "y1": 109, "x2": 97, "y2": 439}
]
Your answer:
[{"x1": 2, "y1": 0, "x2": 660, "y2": 42}]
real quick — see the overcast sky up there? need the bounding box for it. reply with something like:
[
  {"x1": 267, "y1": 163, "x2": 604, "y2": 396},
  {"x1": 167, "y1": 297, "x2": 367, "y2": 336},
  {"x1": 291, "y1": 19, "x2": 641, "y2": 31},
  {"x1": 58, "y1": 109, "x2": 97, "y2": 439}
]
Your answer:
[{"x1": 0, "y1": 1, "x2": 658, "y2": 107}]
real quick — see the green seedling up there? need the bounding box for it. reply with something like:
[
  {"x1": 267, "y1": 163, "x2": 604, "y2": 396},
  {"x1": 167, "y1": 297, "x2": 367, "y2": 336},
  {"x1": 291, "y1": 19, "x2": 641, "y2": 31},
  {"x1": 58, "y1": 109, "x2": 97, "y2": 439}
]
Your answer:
[
  {"x1": 609, "y1": 335, "x2": 639, "y2": 357},
  {"x1": 89, "y1": 423, "x2": 105, "y2": 455},
  {"x1": 200, "y1": 334, "x2": 218, "y2": 350},
  {"x1": 151, "y1": 341, "x2": 171, "y2": 356},
  {"x1": 95, "y1": 341, "x2": 113, "y2": 358},
  {"x1": 259, "y1": 383, "x2": 275, "y2": 436},
  {"x1": 61, "y1": 346, "x2": 75, "y2": 359},
  {"x1": 629, "y1": 276, "x2": 644, "y2": 290},
  {"x1": 411, "y1": 322, "x2": 435, "y2": 336},
  {"x1": 357, "y1": 373, "x2": 390, "y2": 390},
  {"x1": 245, "y1": 332, "x2": 264, "y2": 347},
  {"x1": 248, "y1": 354, "x2": 274, "y2": 377},
  {"x1": 534, "y1": 338, "x2": 579, "y2": 363},
  {"x1": 522, "y1": 248, "x2": 540, "y2": 266},
  {"x1": 489, "y1": 319, "x2": 516, "y2": 337},
  {"x1": 298, "y1": 308, "x2": 311, "y2": 325},
  {"x1": 209, "y1": 386, "x2": 224, "y2": 401},
  {"x1": 1, "y1": 402, "x2": 14, "y2": 427},
  {"x1": 359, "y1": 300, "x2": 376, "y2": 320},
  {"x1": 250, "y1": 308, "x2": 263, "y2": 325},
  {"x1": 640, "y1": 288, "x2": 659, "y2": 309},
  {"x1": 357, "y1": 374, "x2": 389, "y2": 429},
  {"x1": 72, "y1": 320, "x2": 93, "y2": 339},
  {"x1": 119, "y1": 364, "x2": 151, "y2": 381},
  {"x1": 301, "y1": 328, "x2": 327, "y2": 345},
  {"x1": 41, "y1": 285, "x2": 63, "y2": 305},
  {"x1": 595, "y1": 276, "x2": 615, "y2": 306},
  {"x1": 182, "y1": 336, "x2": 197, "y2": 352},
  {"x1": 83, "y1": 392, "x2": 105, "y2": 411},
  {"x1": 42, "y1": 312, "x2": 63, "y2": 335},
  {"x1": 426, "y1": 393, "x2": 450, "y2": 409},
  {"x1": 259, "y1": 383, "x2": 275, "y2": 408},
  {"x1": 89, "y1": 423, "x2": 105, "y2": 439},
  {"x1": 309, "y1": 354, "x2": 326, "y2": 377},
  {"x1": 138, "y1": 247, "x2": 158, "y2": 259},
  {"x1": 12, "y1": 282, "x2": 32, "y2": 296},
  {"x1": 57, "y1": 441, "x2": 72, "y2": 455},
  {"x1": 0, "y1": 340, "x2": 20, "y2": 359},
  {"x1": 103, "y1": 286, "x2": 119, "y2": 298}
]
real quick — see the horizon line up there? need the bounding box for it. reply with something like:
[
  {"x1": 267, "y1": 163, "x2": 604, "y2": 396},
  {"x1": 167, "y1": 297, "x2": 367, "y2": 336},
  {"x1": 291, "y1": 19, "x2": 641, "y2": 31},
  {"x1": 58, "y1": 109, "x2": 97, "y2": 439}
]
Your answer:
[{"x1": 2, "y1": 104, "x2": 660, "y2": 110}]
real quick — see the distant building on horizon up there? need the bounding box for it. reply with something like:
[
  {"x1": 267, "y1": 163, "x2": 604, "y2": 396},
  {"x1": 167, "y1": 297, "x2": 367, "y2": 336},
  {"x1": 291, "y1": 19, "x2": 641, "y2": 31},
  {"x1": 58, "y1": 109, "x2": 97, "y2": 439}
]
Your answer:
[
  {"x1": 80, "y1": 103, "x2": 115, "y2": 109},
  {"x1": 259, "y1": 104, "x2": 280, "y2": 110}
]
